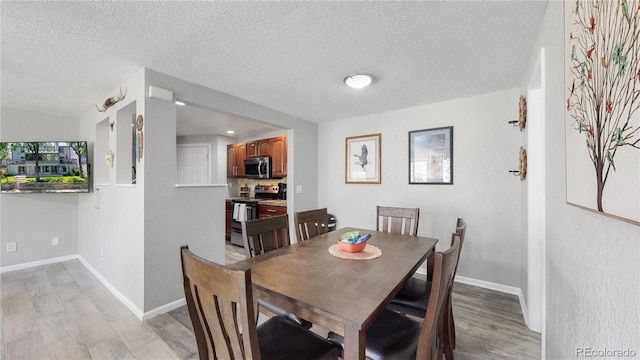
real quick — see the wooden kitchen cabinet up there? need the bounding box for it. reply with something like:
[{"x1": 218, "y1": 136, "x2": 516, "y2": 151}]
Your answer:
[
  {"x1": 271, "y1": 136, "x2": 287, "y2": 177},
  {"x1": 225, "y1": 200, "x2": 232, "y2": 240},
  {"x1": 226, "y1": 143, "x2": 246, "y2": 178},
  {"x1": 246, "y1": 141, "x2": 258, "y2": 158},
  {"x1": 246, "y1": 139, "x2": 271, "y2": 158},
  {"x1": 259, "y1": 204, "x2": 287, "y2": 218},
  {"x1": 228, "y1": 136, "x2": 286, "y2": 178}
]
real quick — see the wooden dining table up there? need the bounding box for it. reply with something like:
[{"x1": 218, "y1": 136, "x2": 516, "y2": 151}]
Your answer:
[{"x1": 229, "y1": 226, "x2": 438, "y2": 360}]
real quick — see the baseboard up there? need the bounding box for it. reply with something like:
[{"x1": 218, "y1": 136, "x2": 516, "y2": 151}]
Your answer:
[
  {"x1": 518, "y1": 290, "x2": 529, "y2": 327},
  {"x1": 455, "y1": 275, "x2": 528, "y2": 324},
  {"x1": 1, "y1": 254, "x2": 184, "y2": 321},
  {"x1": 0, "y1": 254, "x2": 79, "y2": 273},
  {"x1": 76, "y1": 256, "x2": 145, "y2": 321},
  {"x1": 455, "y1": 275, "x2": 521, "y2": 295},
  {"x1": 143, "y1": 297, "x2": 186, "y2": 321}
]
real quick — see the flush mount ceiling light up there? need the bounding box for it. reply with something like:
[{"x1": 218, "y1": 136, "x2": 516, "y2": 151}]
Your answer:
[
  {"x1": 344, "y1": 74, "x2": 373, "y2": 89},
  {"x1": 175, "y1": 100, "x2": 186, "y2": 106},
  {"x1": 226, "y1": 130, "x2": 235, "y2": 134}
]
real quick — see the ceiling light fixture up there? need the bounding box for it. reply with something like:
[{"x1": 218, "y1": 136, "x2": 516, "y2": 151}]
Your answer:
[
  {"x1": 344, "y1": 74, "x2": 373, "y2": 89},
  {"x1": 175, "y1": 100, "x2": 186, "y2": 106},
  {"x1": 226, "y1": 130, "x2": 235, "y2": 134}
]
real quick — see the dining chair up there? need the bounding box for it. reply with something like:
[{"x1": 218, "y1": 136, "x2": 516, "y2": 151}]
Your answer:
[
  {"x1": 388, "y1": 217, "x2": 467, "y2": 359},
  {"x1": 242, "y1": 215, "x2": 313, "y2": 329},
  {"x1": 294, "y1": 208, "x2": 328, "y2": 242},
  {"x1": 327, "y1": 234, "x2": 462, "y2": 360},
  {"x1": 180, "y1": 246, "x2": 341, "y2": 360},
  {"x1": 242, "y1": 214, "x2": 291, "y2": 259},
  {"x1": 376, "y1": 206, "x2": 420, "y2": 236}
]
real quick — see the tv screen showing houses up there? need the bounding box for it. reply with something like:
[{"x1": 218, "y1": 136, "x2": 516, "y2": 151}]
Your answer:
[{"x1": 1, "y1": 141, "x2": 89, "y2": 194}]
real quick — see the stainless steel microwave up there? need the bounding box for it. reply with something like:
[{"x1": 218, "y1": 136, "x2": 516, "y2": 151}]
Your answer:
[{"x1": 244, "y1": 157, "x2": 271, "y2": 179}]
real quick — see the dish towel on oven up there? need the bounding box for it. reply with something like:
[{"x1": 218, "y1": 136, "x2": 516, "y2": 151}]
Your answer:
[
  {"x1": 238, "y1": 204, "x2": 247, "y2": 222},
  {"x1": 233, "y1": 203, "x2": 240, "y2": 221}
]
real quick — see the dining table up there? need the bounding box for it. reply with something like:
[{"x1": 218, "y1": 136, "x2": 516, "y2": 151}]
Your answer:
[{"x1": 229, "y1": 226, "x2": 438, "y2": 360}]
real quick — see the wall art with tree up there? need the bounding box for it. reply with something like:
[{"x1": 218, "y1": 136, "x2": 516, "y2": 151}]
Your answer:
[{"x1": 565, "y1": 0, "x2": 640, "y2": 224}]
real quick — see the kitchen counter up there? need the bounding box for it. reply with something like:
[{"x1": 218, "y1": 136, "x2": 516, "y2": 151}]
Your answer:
[
  {"x1": 226, "y1": 198, "x2": 287, "y2": 207},
  {"x1": 257, "y1": 199, "x2": 287, "y2": 207}
]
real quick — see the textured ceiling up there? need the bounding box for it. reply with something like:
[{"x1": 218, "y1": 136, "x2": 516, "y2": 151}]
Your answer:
[{"x1": 1, "y1": 1, "x2": 548, "y2": 128}]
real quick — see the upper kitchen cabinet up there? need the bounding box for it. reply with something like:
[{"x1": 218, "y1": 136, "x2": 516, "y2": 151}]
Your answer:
[
  {"x1": 246, "y1": 139, "x2": 271, "y2": 158},
  {"x1": 271, "y1": 136, "x2": 287, "y2": 178},
  {"x1": 227, "y1": 143, "x2": 246, "y2": 178},
  {"x1": 227, "y1": 136, "x2": 287, "y2": 179}
]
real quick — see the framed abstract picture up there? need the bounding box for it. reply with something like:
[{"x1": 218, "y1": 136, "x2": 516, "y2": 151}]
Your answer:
[
  {"x1": 409, "y1": 126, "x2": 453, "y2": 184},
  {"x1": 564, "y1": 0, "x2": 640, "y2": 225},
  {"x1": 345, "y1": 133, "x2": 381, "y2": 184}
]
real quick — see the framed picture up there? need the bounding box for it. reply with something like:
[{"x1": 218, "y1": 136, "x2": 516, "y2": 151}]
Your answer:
[
  {"x1": 345, "y1": 133, "x2": 381, "y2": 184},
  {"x1": 409, "y1": 126, "x2": 453, "y2": 184},
  {"x1": 564, "y1": 0, "x2": 640, "y2": 225}
]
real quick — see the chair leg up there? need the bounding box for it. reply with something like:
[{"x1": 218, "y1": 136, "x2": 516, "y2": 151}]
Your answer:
[
  {"x1": 442, "y1": 295, "x2": 455, "y2": 360},
  {"x1": 449, "y1": 305, "x2": 456, "y2": 349}
]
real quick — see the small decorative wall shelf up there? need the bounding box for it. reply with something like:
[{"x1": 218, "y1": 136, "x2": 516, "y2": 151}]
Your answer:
[
  {"x1": 519, "y1": 146, "x2": 527, "y2": 181},
  {"x1": 508, "y1": 95, "x2": 527, "y2": 131},
  {"x1": 518, "y1": 95, "x2": 527, "y2": 131},
  {"x1": 509, "y1": 146, "x2": 527, "y2": 181}
]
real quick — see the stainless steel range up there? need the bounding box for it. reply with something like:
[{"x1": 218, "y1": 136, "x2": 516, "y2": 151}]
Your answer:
[{"x1": 229, "y1": 184, "x2": 280, "y2": 247}]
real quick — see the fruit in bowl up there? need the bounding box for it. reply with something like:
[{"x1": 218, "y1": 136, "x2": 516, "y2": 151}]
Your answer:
[{"x1": 338, "y1": 240, "x2": 367, "y2": 253}]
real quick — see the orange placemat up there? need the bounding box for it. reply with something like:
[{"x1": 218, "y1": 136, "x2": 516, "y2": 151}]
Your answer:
[{"x1": 328, "y1": 244, "x2": 382, "y2": 260}]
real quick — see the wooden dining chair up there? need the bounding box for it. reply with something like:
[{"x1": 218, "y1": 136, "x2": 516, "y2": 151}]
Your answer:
[
  {"x1": 328, "y1": 234, "x2": 462, "y2": 360},
  {"x1": 388, "y1": 218, "x2": 467, "y2": 359},
  {"x1": 294, "y1": 208, "x2": 328, "y2": 242},
  {"x1": 376, "y1": 206, "x2": 420, "y2": 236},
  {"x1": 242, "y1": 214, "x2": 291, "y2": 259},
  {"x1": 242, "y1": 215, "x2": 312, "y2": 329},
  {"x1": 180, "y1": 246, "x2": 341, "y2": 360}
]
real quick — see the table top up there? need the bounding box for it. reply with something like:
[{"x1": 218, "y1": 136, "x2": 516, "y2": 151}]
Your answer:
[{"x1": 230, "y1": 227, "x2": 438, "y2": 331}]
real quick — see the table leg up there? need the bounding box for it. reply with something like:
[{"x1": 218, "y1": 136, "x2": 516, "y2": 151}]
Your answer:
[{"x1": 343, "y1": 326, "x2": 366, "y2": 360}]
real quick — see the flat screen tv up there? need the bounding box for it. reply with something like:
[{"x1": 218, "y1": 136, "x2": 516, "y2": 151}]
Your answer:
[{"x1": 1, "y1": 141, "x2": 90, "y2": 194}]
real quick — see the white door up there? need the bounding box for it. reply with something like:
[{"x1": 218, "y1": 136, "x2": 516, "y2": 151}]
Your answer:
[{"x1": 177, "y1": 144, "x2": 210, "y2": 184}]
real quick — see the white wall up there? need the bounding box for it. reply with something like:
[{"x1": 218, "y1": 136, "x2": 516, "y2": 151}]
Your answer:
[
  {"x1": 141, "y1": 69, "x2": 319, "y2": 312},
  {"x1": 217, "y1": 136, "x2": 235, "y2": 185},
  {"x1": 522, "y1": 2, "x2": 640, "y2": 357},
  {"x1": 318, "y1": 89, "x2": 522, "y2": 288},
  {"x1": 77, "y1": 69, "x2": 147, "y2": 312},
  {"x1": 0, "y1": 108, "x2": 81, "y2": 267}
]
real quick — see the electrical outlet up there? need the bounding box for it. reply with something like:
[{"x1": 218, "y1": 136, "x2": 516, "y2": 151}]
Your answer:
[
  {"x1": 51, "y1": 237, "x2": 60, "y2": 246},
  {"x1": 6, "y1": 242, "x2": 16, "y2": 252},
  {"x1": 296, "y1": 185, "x2": 303, "y2": 194}
]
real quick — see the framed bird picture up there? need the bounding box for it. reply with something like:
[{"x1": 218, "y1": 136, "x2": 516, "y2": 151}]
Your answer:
[
  {"x1": 409, "y1": 126, "x2": 453, "y2": 184},
  {"x1": 345, "y1": 133, "x2": 381, "y2": 184}
]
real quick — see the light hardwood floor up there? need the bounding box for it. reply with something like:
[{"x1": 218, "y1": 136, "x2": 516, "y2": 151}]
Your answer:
[
  {"x1": 1, "y1": 243, "x2": 540, "y2": 359},
  {"x1": 0, "y1": 260, "x2": 178, "y2": 359}
]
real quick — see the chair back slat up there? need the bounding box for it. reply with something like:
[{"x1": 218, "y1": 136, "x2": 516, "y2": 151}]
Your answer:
[
  {"x1": 376, "y1": 206, "x2": 420, "y2": 236},
  {"x1": 242, "y1": 215, "x2": 291, "y2": 258},
  {"x1": 416, "y1": 234, "x2": 461, "y2": 360},
  {"x1": 426, "y1": 217, "x2": 467, "y2": 281},
  {"x1": 294, "y1": 208, "x2": 328, "y2": 242},
  {"x1": 452, "y1": 218, "x2": 467, "y2": 279},
  {"x1": 181, "y1": 246, "x2": 261, "y2": 360}
]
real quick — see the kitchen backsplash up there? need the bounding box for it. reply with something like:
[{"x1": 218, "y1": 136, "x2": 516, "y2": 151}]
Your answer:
[{"x1": 228, "y1": 177, "x2": 287, "y2": 198}]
